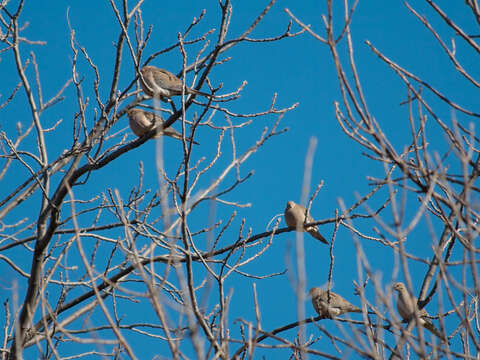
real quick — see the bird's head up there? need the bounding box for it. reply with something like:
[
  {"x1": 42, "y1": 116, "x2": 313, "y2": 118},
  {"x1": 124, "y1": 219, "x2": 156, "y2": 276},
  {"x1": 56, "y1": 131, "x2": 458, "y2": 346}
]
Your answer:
[
  {"x1": 393, "y1": 282, "x2": 406, "y2": 293},
  {"x1": 140, "y1": 65, "x2": 154, "y2": 75},
  {"x1": 307, "y1": 287, "x2": 322, "y2": 299},
  {"x1": 285, "y1": 201, "x2": 295, "y2": 210},
  {"x1": 127, "y1": 108, "x2": 141, "y2": 117}
]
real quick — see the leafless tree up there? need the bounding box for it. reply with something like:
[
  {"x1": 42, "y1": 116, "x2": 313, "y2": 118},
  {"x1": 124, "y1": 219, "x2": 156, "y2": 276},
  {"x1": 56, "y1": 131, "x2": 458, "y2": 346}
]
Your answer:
[
  {"x1": 0, "y1": 0, "x2": 479, "y2": 359},
  {"x1": 279, "y1": 1, "x2": 480, "y2": 359}
]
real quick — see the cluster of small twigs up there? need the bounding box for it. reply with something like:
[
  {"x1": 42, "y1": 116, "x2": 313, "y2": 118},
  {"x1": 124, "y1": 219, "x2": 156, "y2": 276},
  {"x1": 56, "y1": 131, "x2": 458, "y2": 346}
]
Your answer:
[
  {"x1": 281, "y1": 0, "x2": 480, "y2": 359},
  {"x1": 0, "y1": 0, "x2": 305, "y2": 358}
]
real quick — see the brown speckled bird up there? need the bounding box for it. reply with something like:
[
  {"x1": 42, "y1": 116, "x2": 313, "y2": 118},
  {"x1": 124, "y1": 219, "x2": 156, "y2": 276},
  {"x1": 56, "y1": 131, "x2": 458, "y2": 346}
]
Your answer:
[
  {"x1": 140, "y1": 66, "x2": 213, "y2": 98},
  {"x1": 284, "y1": 201, "x2": 327, "y2": 244},
  {"x1": 393, "y1": 282, "x2": 447, "y2": 342},
  {"x1": 309, "y1": 287, "x2": 362, "y2": 317},
  {"x1": 127, "y1": 108, "x2": 198, "y2": 144}
]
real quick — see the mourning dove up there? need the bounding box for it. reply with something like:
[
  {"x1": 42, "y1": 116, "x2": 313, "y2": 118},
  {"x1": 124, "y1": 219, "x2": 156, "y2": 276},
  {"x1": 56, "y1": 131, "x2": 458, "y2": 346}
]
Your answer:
[
  {"x1": 284, "y1": 201, "x2": 328, "y2": 244},
  {"x1": 127, "y1": 108, "x2": 199, "y2": 144},
  {"x1": 309, "y1": 287, "x2": 362, "y2": 317},
  {"x1": 393, "y1": 282, "x2": 447, "y2": 342},
  {"x1": 140, "y1": 66, "x2": 213, "y2": 98}
]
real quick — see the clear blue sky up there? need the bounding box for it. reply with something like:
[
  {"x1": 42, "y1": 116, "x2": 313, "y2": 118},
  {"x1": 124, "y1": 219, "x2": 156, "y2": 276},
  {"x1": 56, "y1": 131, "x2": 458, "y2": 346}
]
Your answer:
[{"x1": 0, "y1": 0, "x2": 477, "y2": 358}]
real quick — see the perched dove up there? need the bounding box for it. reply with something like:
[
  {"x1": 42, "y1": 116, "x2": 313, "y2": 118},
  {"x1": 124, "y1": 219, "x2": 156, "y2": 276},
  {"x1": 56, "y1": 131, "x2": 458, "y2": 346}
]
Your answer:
[
  {"x1": 140, "y1": 66, "x2": 213, "y2": 98},
  {"x1": 393, "y1": 282, "x2": 447, "y2": 342},
  {"x1": 127, "y1": 108, "x2": 199, "y2": 144},
  {"x1": 284, "y1": 201, "x2": 328, "y2": 244},
  {"x1": 309, "y1": 287, "x2": 362, "y2": 317}
]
